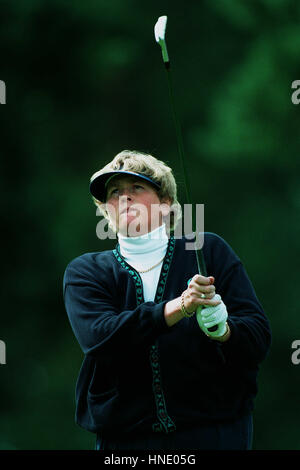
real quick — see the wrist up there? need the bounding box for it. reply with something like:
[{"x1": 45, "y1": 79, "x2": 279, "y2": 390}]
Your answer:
[
  {"x1": 209, "y1": 322, "x2": 231, "y2": 342},
  {"x1": 180, "y1": 290, "x2": 195, "y2": 318},
  {"x1": 164, "y1": 296, "x2": 185, "y2": 327}
]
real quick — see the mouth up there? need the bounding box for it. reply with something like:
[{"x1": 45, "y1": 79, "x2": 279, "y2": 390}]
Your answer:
[
  {"x1": 120, "y1": 206, "x2": 130, "y2": 215},
  {"x1": 120, "y1": 206, "x2": 138, "y2": 216}
]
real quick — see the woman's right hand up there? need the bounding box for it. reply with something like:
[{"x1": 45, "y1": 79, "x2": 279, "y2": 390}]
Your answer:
[{"x1": 183, "y1": 274, "x2": 222, "y2": 314}]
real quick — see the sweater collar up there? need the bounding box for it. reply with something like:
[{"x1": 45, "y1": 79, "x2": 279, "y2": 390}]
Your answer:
[{"x1": 117, "y1": 223, "x2": 169, "y2": 256}]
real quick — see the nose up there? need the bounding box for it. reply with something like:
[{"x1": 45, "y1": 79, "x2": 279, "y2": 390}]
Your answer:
[
  {"x1": 118, "y1": 192, "x2": 132, "y2": 214},
  {"x1": 117, "y1": 185, "x2": 133, "y2": 199},
  {"x1": 119, "y1": 191, "x2": 132, "y2": 200}
]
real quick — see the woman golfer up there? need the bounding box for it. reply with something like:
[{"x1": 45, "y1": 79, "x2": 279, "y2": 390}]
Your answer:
[{"x1": 63, "y1": 149, "x2": 271, "y2": 450}]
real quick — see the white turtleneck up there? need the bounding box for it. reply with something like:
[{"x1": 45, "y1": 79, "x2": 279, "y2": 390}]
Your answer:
[{"x1": 118, "y1": 223, "x2": 169, "y2": 302}]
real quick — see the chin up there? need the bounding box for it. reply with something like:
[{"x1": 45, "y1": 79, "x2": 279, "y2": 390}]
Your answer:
[{"x1": 120, "y1": 222, "x2": 151, "y2": 237}]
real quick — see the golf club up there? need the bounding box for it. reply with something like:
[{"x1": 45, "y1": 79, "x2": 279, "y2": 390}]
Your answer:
[{"x1": 154, "y1": 15, "x2": 218, "y2": 332}]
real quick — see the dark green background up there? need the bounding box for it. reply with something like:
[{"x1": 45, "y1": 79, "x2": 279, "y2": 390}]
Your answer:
[{"x1": 1, "y1": 0, "x2": 299, "y2": 450}]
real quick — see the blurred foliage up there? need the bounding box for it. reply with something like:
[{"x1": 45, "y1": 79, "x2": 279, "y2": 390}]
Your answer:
[{"x1": 1, "y1": 0, "x2": 300, "y2": 450}]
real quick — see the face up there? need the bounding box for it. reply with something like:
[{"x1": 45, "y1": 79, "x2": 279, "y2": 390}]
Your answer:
[{"x1": 105, "y1": 175, "x2": 170, "y2": 236}]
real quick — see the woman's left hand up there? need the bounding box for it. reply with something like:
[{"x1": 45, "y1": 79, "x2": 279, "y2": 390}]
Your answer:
[{"x1": 196, "y1": 294, "x2": 228, "y2": 338}]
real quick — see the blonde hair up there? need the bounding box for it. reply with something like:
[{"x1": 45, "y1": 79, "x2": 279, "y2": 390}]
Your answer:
[{"x1": 91, "y1": 149, "x2": 182, "y2": 232}]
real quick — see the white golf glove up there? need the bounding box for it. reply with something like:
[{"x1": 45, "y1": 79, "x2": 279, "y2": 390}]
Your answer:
[{"x1": 196, "y1": 294, "x2": 228, "y2": 337}]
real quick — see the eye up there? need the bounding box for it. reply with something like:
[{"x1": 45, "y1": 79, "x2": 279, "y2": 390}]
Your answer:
[
  {"x1": 133, "y1": 184, "x2": 143, "y2": 190},
  {"x1": 108, "y1": 188, "x2": 119, "y2": 197}
]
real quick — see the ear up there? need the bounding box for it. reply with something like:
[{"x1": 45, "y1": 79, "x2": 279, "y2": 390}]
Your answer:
[{"x1": 159, "y1": 198, "x2": 172, "y2": 217}]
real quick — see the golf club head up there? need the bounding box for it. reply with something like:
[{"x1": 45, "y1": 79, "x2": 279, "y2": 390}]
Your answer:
[
  {"x1": 154, "y1": 15, "x2": 167, "y2": 43},
  {"x1": 154, "y1": 15, "x2": 169, "y2": 64}
]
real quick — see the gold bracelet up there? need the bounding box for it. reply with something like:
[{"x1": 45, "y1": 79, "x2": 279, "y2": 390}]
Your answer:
[{"x1": 180, "y1": 291, "x2": 195, "y2": 318}]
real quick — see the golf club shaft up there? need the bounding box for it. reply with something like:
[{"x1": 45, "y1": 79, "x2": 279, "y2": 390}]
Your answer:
[
  {"x1": 164, "y1": 63, "x2": 207, "y2": 276},
  {"x1": 163, "y1": 62, "x2": 218, "y2": 332}
]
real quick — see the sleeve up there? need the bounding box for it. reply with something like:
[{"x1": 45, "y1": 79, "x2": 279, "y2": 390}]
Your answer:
[
  {"x1": 63, "y1": 258, "x2": 170, "y2": 358},
  {"x1": 208, "y1": 234, "x2": 272, "y2": 366}
]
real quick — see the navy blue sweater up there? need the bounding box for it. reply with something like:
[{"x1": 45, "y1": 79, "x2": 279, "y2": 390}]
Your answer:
[{"x1": 63, "y1": 232, "x2": 271, "y2": 436}]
